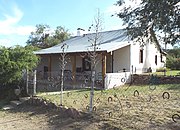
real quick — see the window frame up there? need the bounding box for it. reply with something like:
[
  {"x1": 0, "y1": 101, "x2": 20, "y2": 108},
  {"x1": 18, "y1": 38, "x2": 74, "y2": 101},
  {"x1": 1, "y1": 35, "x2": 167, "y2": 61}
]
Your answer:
[
  {"x1": 139, "y1": 49, "x2": 144, "y2": 63},
  {"x1": 82, "y1": 56, "x2": 91, "y2": 71}
]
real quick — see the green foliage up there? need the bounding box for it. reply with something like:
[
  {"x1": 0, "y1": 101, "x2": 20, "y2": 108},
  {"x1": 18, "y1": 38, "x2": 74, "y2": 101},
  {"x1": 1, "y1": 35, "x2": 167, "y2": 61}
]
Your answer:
[
  {"x1": 116, "y1": 0, "x2": 179, "y2": 46},
  {"x1": 156, "y1": 67, "x2": 170, "y2": 72},
  {"x1": 167, "y1": 48, "x2": 180, "y2": 58},
  {"x1": 0, "y1": 46, "x2": 39, "y2": 85},
  {"x1": 166, "y1": 48, "x2": 180, "y2": 70},
  {"x1": 166, "y1": 55, "x2": 180, "y2": 70},
  {"x1": 26, "y1": 24, "x2": 70, "y2": 49}
]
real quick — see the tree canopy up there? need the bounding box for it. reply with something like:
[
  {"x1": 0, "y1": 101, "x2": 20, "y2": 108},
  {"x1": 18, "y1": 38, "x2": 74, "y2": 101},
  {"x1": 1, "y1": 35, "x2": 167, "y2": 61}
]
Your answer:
[
  {"x1": 116, "y1": 0, "x2": 179, "y2": 47},
  {"x1": 166, "y1": 48, "x2": 180, "y2": 70},
  {"x1": 0, "y1": 45, "x2": 39, "y2": 85},
  {"x1": 26, "y1": 24, "x2": 70, "y2": 49}
]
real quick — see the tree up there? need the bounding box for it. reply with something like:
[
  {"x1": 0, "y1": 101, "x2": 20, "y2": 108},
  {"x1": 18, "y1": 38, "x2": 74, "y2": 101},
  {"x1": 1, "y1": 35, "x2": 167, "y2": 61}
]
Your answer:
[
  {"x1": 115, "y1": 0, "x2": 179, "y2": 47},
  {"x1": 53, "y1": 26, "x2": 70, "y2": 43},
  {"x1": 59, "y1": 43, "x2": 69, "y2": 106},
  {"x1": 26, "y1": 24, "x2": 70, "y2": 49},
  {"x1": 0, "y1": 45, "x2": 39, "y2": 85},
  {"x1": 87, "y1": 10, "x2": 103, "y2": 112},
  {"x1": 166, "y1": 48, "x2": 180, "y2": 70}
]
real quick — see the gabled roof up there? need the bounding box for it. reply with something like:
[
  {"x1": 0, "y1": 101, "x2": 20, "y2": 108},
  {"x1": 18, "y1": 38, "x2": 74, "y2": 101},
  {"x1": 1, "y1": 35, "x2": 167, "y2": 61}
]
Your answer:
[{"x1": 34, "y1": 29, "x2": 131, "y2": 55}]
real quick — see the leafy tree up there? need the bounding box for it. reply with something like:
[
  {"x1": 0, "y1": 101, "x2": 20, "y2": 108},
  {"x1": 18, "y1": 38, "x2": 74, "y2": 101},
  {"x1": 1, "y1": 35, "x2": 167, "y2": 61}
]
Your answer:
[
  {"x1": 167, "y1": 48, "x2": 180, "y2": 58},
  {"x1": 26, "y1": 24, "x2": 70, "y2": 49},
  {"x1": 166, "y1": 48, "x2": 180, "y2": 70},
  {"x1": 26, "y1": 24, "x2": 50, "y2": 48},
  {"x1": 0, "y1": 45, "x2": 39, "y2": 85},
  {"x1": 53, "y1": 26, "x2": 70, "y2": 43},
  {"x1": 115, "y1": 0, "x2": 179, "y2": 47}
]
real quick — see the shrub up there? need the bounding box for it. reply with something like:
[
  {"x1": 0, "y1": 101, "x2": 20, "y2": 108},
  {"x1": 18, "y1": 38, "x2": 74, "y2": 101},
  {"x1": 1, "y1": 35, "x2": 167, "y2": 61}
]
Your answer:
[
  {"x1": 166, "y1": 56, "x2": 180, "y2": 70},
  {"x1": 156, "y1": 68, "x2": 170, "y2": 72}
]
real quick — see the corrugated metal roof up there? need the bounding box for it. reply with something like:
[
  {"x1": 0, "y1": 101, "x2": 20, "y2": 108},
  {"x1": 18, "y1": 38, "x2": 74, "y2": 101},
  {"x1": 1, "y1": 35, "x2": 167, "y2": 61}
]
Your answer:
[{"x1": 34, "y1": 29, "x2": 131, "y2": 54}]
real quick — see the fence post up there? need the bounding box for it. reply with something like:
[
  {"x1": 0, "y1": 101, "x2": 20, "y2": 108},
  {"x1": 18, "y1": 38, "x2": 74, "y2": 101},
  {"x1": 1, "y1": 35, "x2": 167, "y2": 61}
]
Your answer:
[
  {"x1": 131, "y1": 65, "x2": 134, "y2": 84},
  {"x1": 26, "y1": 68, "x2": 29, "y2": 95},
  {"x1": 33, "y1": 70, "x2": 37, "y2": 96}
]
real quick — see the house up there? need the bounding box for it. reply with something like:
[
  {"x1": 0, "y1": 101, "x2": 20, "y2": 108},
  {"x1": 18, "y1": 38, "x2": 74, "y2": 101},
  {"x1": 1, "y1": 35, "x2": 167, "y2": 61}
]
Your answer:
[{"x1": 34, "y1": 29, "x2": 166, "y2": 89}]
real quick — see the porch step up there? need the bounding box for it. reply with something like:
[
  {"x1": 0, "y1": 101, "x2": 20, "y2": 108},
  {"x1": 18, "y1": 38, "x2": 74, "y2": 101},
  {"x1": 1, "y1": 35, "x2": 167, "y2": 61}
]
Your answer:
[
  {"x1": 2, "y1": 105, "x2": 14, "y2": 110},
  {"x1": 10, "y1": 100, "x2": 22, "y2": 106}
]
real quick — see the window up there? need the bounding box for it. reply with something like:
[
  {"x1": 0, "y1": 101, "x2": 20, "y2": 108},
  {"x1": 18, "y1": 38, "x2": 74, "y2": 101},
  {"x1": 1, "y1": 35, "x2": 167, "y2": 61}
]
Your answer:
[
  {"x1": 139, "y1": 49, "x2": 143, "y2": 63},
  {"x1": 43, "y1": 66, "x2": 48, "y2": 79},
  {"x1": 155, "y1": 55, "x2": 157, "y2": 65},
  {"x1": 160, "y1": 54, "x2": 163, "y2": 62},
  {"x1": 82, "y1": 56, "x2": 91, "y2": 71}
]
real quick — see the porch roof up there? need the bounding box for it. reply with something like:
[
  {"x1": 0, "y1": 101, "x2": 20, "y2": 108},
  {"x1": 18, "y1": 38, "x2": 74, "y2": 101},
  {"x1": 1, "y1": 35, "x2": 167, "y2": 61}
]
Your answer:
[{"x1": 34, "y1": 29, "x2": 131, "y2": 55}]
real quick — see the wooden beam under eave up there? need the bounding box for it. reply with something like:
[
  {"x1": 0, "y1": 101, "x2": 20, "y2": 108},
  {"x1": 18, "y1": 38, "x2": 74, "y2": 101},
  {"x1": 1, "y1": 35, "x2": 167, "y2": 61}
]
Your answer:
[
  {"x1": 48, "y1": 55, "x2": 52, "y2": 77},
  {"x1": 102, "y1": 53, "x2": 107, "y2": 88},
  {"x1": 72, "y1": 55, "x2": 76, "y2": 85}
]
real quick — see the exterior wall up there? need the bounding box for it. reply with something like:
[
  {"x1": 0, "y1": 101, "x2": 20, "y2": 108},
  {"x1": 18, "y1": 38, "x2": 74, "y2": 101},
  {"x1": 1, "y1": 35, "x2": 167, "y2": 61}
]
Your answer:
[
  {"x1": 36, "y1": 56, "x2": 48, "y2": 72},
  {"x1": 36, "y1": 56, "x2": 49, "y2": 79},
  {"x1": 130, "y1": 41, "x2": 166, "y2": 74},
  {"x1": 36, "y1": 46, "x2": 132, "y2": 81},
  {"x1": 36, "y1": 54, "x2": 103, "y2": 80},
  {"x1": 104, "y1": 72, "x2": 131, "y2": 89},
  {"x1": 113, "y1": 45, "x2": 130, "y2": 72},
  {"x1": 36, "y1": 41, "x2": 166, "y2": 90},
  {"x1": 76, "y1": 55, "x2": 82, "y2": 68}
]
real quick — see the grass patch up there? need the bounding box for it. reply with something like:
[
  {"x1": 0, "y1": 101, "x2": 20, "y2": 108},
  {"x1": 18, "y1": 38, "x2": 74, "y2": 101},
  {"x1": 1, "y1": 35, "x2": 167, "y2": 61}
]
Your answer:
[
  {"x1": 154, "y1": 70, "x2": 180, "y2": 76},
  {"x1": 37, "y1": 84, "x2": 180, "y2": 129}
]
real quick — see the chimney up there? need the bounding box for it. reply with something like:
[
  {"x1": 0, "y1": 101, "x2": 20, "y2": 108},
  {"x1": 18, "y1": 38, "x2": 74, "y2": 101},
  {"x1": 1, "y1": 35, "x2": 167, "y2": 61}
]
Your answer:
[{"x1": 77, "y1": 28, "x2": 85, "y2": 36}]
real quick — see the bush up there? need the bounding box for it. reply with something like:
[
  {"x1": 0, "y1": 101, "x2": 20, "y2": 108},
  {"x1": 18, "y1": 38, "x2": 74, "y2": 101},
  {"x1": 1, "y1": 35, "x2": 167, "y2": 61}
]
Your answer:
[
  {"x1": 0, "y1": 45, "x2": 39, "y2": 85},
  {"x1": 0, "y1": 79, "x2": 27, "y2": 100},
  {"x1": 156, "y1": 68, "x2": 170, "y2": 72},
  {"x1": 166, "y1": 56, "x2": 180, "y2": 70}
]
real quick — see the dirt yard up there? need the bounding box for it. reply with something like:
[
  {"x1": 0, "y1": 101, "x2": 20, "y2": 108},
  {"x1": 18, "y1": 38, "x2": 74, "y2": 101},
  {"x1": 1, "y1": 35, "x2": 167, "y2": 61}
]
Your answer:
[
  {"x1": 0, "y1": 105, "x2": 107, "y2": 130},
  {"x1": 0, "y1": 84, "x2": 180, "y2": 130},
  {"x1": 0, "y1": 104, "x2": 180, "y2": 130}
]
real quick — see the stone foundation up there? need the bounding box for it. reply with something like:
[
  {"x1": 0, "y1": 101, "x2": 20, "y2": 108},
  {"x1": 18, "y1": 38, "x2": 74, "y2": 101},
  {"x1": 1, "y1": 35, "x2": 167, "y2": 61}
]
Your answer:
[{"x1": 131, "y1": 74, "x2": 180, "y2": 85}]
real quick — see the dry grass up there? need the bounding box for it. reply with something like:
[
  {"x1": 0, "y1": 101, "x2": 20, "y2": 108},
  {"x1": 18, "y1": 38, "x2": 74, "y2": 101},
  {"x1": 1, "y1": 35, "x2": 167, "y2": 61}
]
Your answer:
[{"x1": 38, "y1": 84, "x2": 180, "y2": 130}]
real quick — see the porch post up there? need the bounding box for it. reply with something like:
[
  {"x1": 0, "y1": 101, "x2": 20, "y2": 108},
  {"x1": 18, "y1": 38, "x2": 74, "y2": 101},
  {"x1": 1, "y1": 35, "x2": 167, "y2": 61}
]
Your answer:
[
  {"x1": 72, "y1": 55, "x2": 76, "y2": 85},
  {"x1": 102, "y1": 53, "x2": 107, "y2": 88},
  {"x1": 48, "y1": 55, "x2": 52, "y2": 77}
]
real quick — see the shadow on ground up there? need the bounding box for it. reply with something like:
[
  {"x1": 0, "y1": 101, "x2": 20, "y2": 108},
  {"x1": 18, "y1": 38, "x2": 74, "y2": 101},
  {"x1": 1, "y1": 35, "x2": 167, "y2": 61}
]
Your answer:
[
  {"x1": 6, "y1": 104, "x2": 122, "y2": 130},
  {"x1": 167, "y1": 84, "x2": 180, "y2": 91}
]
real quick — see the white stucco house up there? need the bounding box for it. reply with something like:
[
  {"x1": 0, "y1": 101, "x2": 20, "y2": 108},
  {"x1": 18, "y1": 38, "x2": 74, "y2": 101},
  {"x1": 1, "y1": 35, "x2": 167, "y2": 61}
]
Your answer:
[{"x1": 34, "y1": 29, "x2": 166, "y2": 89}]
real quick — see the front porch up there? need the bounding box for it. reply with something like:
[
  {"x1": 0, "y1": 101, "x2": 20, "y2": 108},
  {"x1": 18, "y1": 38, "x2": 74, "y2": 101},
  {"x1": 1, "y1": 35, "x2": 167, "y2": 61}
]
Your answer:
[{"x1": 35, "y1": 45, "x2": 131, "y2": 91}]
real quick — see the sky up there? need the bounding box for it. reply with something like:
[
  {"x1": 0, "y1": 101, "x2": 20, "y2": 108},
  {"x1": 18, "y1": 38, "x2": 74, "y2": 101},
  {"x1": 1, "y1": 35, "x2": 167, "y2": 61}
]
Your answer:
[{"x1": 0, "y1": 0, "x2": 124, "y2": 47}]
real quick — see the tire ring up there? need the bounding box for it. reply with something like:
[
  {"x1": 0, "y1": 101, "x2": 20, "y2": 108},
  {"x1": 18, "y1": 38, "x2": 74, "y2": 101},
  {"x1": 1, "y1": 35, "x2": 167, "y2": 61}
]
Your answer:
[
  {"x1": 126, "y1": 102, "x2": 131, "y2": 108},
  {"x1": 96, "y1": 98, "x2": 100, "y2": 103},
  {"x1": 172, "y1": 114, "x2": 180, "y2": 123},
  {"x1": 149, "y1": 85, "x2": 156, "y2": 90},
  {"x1": 114, "y1": 93, "x2": 117, "y2": 98},
  {"x1": 121, "y1": 78, "x2": 126, "y2": 83},
  {"x1": 133, "y1": 90, "x2": 139, "y2": 97},
  {"x1": 162, "y1": 92, "x2": 170, "y2": 99},
  {"x1": 84, "y1": 94, "x2": 88, "y2": 99},
  {"x1": 147, "y1": 95, "x2": 152, "y2": 102},
  {"x1": 73, "y1": 100, "x2": 76, "y2": 104},
  {"x1": 108, "y1": 97, "x2": 113, "y2": 102},
  {"x1": 108, "y1": 112, "x2": 112, "y2": 117},
  {"x1": 93, "y1": 106, "x2": 97, "y2": 111},
  {"x1": 86, "y1": 105, "x2": 89, "y2": 110},
  {"x1": 67, "y1": 92, "x2": 71, "y2": 97}
]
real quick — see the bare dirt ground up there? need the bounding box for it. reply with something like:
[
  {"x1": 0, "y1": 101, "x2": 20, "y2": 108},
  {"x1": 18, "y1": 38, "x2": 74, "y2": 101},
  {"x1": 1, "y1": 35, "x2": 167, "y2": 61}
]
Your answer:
[
  {"x1": 0, "y1": 104, "x2": 180, "y2": 130},
  {"x1": 0, "y1": 106, "x2": 54, "y2": 130},
  {"x1": 0, "y1": 105, "x2": 105, "y2": 130}
]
